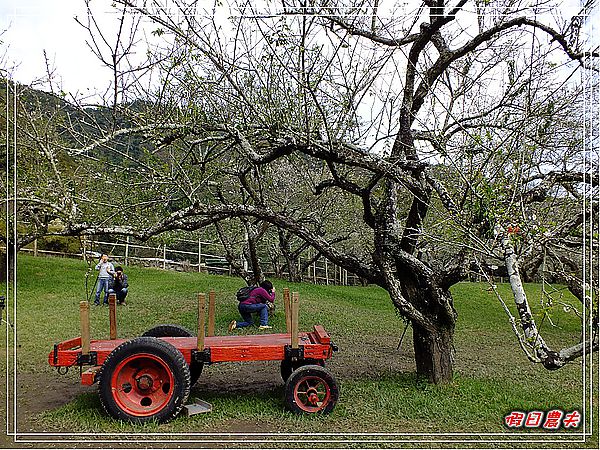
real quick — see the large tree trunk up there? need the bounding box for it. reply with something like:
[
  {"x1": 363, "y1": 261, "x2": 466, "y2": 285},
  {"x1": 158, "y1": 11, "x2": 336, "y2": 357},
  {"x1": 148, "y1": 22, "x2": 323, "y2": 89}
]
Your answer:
[
  {"x1": 1, "y1": 244, "x2": 15, "y2": 282},
  {"x1": 412, "y1": 322, "x2": 455, "y2": 384},
  {"x1": 0, "y1": 251, "x2": 7, "y2": 282},
  {"x1": 387, "y1": 274, "x2": 457, "y2": 383},
  {"x1": 393, "y1": 267, "x2": 457, "y2": 384}
]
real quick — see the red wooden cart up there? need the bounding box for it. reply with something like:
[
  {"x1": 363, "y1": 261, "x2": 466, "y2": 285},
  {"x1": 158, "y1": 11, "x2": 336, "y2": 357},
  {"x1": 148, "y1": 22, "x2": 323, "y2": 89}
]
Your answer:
[{"x1": 48, "y1": 289, "x2": 338, "y2": 423}]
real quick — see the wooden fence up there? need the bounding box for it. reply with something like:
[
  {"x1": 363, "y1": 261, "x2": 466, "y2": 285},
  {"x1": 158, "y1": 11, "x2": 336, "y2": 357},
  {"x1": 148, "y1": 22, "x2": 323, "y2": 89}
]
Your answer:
[{"x1": 15, "y1": 237, "x2": 362, "y2": 286}]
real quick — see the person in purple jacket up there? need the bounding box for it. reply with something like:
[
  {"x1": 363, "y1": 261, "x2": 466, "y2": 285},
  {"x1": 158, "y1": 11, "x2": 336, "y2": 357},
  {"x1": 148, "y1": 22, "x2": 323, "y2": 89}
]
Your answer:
[{"x1": 228, "y1": 280, "x2": 276, "y2": 331}]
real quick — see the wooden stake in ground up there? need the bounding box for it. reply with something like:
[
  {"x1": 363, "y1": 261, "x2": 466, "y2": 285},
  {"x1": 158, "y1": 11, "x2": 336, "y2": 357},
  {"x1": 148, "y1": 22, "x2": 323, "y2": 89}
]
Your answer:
[
  {"x1": 197, "y1": 293, "x2": 206, "y2": 351},
  {"x1": 109, "y1": 293, "x2": 117, "y2": 340},
  {"x1": 80, "y1": 301, "x2": 90, "y2": 355},
  {"x1": 283, "y1": 288, "x2": 291, "y2": 333},
  {"x1": 291, "y1": 292, "x2": 299, "y2": 349},
  {"x1": 208, "y1": 290, "x2": 216, "y2": 337}
]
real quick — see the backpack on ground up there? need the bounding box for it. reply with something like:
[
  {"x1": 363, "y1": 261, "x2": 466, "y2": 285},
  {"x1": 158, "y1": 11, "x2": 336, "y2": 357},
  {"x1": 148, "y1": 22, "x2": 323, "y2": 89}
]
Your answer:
[{"x1": 236, "y1": 286, "x2": 256, "y2": 302}]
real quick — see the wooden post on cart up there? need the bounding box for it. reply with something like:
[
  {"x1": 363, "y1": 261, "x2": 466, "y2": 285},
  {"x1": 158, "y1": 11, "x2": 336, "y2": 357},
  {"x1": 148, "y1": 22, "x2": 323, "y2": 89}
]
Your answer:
[
  {"x1": 291, "y1": 292, "x2": 299, "y2": 349},
  {"x1": 197, "y1": 293, "x2": 206, "y2": 351},
  {"x1": 207, "y1": 290, "x2": 216, "y2": 337},
  {"x1": 80, "y1": 301, "x2": 91, "y2": 356},
  {"x1": 283, "y1": 288, "x2": 291, "y2": 333},
  {"x1": 109, "y1": 293, "x2": 117, "y2": 340}
]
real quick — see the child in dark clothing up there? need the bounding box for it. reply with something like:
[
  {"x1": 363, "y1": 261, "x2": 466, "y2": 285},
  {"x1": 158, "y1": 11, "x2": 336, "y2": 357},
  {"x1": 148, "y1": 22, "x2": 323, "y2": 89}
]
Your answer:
[{"x1": 108, "y1": 266, "x2": 129, "y2": 305}]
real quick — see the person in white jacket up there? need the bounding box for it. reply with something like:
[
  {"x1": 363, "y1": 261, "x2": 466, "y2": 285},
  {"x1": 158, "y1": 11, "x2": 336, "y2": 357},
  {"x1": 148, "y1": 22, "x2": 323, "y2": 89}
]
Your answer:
[{"x1": 95, "y1": 254, "x2": 114, "y2": 306}]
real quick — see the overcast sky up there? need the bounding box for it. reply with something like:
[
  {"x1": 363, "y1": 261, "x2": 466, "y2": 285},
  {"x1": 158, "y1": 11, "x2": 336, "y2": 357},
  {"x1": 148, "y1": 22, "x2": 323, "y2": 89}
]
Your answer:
[
  {"x1": 1, "y1": 0, "x2": 597, "y2": 101},
  {"x1": 1, "y1": 0, "x2": 121, "y2": 98}
]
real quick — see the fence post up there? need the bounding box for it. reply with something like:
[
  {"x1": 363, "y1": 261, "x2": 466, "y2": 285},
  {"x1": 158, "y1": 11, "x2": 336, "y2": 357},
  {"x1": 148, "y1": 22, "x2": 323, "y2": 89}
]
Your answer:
[
  {"x1": 325, "y1": 259, "x2": 329, "y2": 285},
  {"x1": 33, "y1": 239, "x2": 38, "y2": 257},
  {"x1": 163, "y1": 244, "x2": 166, "y2": 270},
  {"x1": 82, "y1": 236, "x2": 86, "y2": 262},
  {"x1": 125, "y1": 236, "x2": 130, "y2": 266},
  {"x1": 198, "y1": 238, "x2": 202, "y2": 273},
  {"x1": 313, "y1": 259, "x2": 317, "y2": 284}
]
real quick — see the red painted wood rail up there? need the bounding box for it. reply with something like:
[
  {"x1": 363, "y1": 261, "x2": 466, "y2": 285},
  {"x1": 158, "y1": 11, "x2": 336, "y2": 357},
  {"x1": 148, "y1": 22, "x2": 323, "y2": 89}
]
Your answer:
[{"x1": 49, "y1": 325, "x2": 334, "y2": 386}]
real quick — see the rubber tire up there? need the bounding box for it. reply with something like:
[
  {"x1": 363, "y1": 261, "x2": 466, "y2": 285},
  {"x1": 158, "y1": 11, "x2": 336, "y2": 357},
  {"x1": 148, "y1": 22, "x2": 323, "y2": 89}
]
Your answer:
[
  {"x1": 280, "y1": 358, "x2": 325, "y2": 382},
  {"x1": 142, "y1": 324, "x2": 203, "y2": 386},
  {"x1": 142, "y1": 324, "x2": 195, "y2": 338},
  {"x1": 284, "y1": 365, "x2": 338, "y2": 415},
  {"x1": 99, "y1": 336, "x2": 191, "y2": 424}
]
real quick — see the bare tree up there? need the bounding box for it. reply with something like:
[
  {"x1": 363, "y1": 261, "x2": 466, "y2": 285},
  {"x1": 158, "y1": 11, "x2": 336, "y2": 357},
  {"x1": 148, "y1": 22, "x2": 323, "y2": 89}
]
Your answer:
[{"x1": 7, "y1": 0, "x2": 598, "y2": 383}]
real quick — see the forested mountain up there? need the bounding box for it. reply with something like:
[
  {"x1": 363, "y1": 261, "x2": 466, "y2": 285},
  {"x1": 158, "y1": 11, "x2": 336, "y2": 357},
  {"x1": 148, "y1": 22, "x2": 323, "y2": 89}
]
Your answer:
[{"x1": 1, "y1": 78, "x2": 150, "y2": 165}]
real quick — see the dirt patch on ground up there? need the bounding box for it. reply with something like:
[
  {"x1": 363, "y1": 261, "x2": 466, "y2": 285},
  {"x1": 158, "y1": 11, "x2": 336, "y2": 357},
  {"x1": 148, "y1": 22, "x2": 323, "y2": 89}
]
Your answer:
[
  {"x1": 193, "y1": 360, "x2": 283, "y2": 395},
  {"x1": 14, "y1": 372, "x2": 89, "y2": 431}
]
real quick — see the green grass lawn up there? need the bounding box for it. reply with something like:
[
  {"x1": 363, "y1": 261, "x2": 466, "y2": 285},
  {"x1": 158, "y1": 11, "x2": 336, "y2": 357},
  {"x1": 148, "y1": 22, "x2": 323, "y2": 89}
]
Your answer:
[{"x1": 1, "y1": 255, "x2": 596, "y2": 446}]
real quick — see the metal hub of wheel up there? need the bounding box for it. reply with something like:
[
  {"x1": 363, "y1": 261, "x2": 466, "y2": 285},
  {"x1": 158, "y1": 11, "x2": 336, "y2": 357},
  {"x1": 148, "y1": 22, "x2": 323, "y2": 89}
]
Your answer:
[
  {"x1": 136, "y1": 374, "x2": 154, "y2": 390},
  {"x1": 293, "y1": 376, "x2": 331, "y2": 413},
  {"x1": 110, "y1": 352, "x2": 174, "y2": 417},
  {"x1": 307, "y1": 388, "x2": 320, "y2": 405}
]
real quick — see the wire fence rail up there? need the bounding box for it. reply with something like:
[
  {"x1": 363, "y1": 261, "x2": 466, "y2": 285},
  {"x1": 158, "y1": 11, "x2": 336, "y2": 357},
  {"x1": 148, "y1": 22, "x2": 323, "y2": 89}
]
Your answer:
[{"x1": 12, "y1": 237, "x2": 364, "y2": 286}]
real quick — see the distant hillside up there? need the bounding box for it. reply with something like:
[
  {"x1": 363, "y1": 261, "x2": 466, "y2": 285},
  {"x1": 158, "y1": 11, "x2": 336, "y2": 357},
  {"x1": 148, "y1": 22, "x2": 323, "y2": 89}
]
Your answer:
[{"x1": 0, "y1": 78, "x2": 151, "y2": 164}]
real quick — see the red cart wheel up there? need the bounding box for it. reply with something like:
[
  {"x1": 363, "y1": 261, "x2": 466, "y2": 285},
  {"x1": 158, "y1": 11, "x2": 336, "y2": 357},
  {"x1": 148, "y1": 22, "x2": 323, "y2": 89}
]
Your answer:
[
  {"x1": 280, "y1": 358, "x2": 325, "y2": 382},
  {"x1": 99, "y1": 337, "x2": 190, "y2": 423},
  {"x1": 284, "y1": 365, "x2": 338, "y2": 414},
  {"x1": 142, "y1": 324, "x2": 203, "y2": 385}
]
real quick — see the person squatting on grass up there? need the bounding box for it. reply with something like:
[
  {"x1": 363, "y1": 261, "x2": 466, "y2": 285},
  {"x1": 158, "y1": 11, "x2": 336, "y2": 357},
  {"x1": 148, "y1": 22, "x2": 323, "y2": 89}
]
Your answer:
[
  {"x1": 109, "y1": 266, "x2": 129, "y2": 305},
  {"x1": 95, "y1": 254, "x2": 114, "y2": 306},
  {"x1": 229, "y1": 280, "x2": 276, "y2": 331}
]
